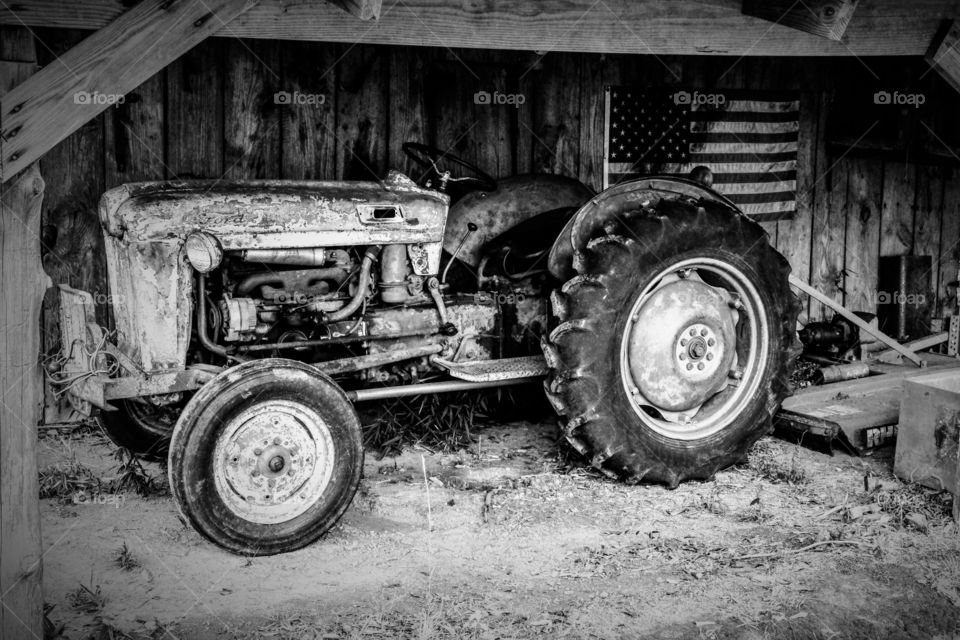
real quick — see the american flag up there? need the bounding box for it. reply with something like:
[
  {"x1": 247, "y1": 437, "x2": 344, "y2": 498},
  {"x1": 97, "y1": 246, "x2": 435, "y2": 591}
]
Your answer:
[{"x1": 604, "y1": 87, "x2": 800, "y2": 222}]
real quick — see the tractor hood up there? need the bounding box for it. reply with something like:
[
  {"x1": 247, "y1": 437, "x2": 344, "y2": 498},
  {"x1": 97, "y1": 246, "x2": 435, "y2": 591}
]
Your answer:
[{"x1": 99, "y1": 171, "x2": 449, "y2": 249}]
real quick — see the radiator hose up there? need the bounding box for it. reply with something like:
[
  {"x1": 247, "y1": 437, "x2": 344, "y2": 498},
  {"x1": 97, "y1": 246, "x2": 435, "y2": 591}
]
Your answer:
[{"x1": 324, "y1": 246, "x2": 381, "y2": 322}]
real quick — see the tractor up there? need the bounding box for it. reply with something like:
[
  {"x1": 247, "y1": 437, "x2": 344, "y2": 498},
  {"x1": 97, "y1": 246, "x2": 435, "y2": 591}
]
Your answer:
[{"x1": 53, "y1": 142, "x2": 800, "y2": 555}]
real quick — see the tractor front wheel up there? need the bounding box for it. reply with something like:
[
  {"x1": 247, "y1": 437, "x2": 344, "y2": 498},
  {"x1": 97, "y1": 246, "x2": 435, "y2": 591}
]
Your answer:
[{"x1": 168, "y1": 359, "x2": 363, "y2": 555}]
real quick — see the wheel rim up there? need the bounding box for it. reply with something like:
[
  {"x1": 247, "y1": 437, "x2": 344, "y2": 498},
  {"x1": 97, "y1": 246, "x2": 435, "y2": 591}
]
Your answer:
[
  {"x1": 619, "y1": 257, "x2": 769, "y2": 440},
  {"x1": 212, "y1": 400, "x2": 336, "y2": 525},
  {"x1": 124, "y1": 400, "x2": 179, "y2": 437}
]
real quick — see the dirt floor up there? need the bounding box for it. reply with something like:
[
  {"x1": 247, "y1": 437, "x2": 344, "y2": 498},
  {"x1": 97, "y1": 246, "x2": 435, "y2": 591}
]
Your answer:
[{"x1": 37, "y1": 417, "x2": 960, "y2": 640}]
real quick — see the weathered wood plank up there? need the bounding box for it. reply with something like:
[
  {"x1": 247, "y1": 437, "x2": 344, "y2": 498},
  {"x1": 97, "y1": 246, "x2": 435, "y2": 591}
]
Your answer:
[
  {"x1": 223, "y1": 38, "x2": 281, "y2": 179},
  {"x1": 388, "y1": 46, "x2": 432, "y2": 177},
  {"x1": 842, "y1": 157, "x2": 883, "y2": 313},
  {"x1": 334, "y1": 44, "x2": 388, "y2": 180},
  {"x1": 166, "y1": 40, "x2": 225, "y2": 178},
  {"x1": 879, "y1": 161, "x2": 916, "y2": 256},
  {"x1": 326, "y1": 0, "x2": 382, "y2": 21},
  {"x1": 0, "y1": 0, "x2": 257, "y2": 182},
  {"x1": 937, "y1": 166, "x2": 960, "y2": 313},
  {"x1": 279, "y1": 42, "x2": 337, "y2": 180},
  {"x1": 926, "y1": 20, "x2": 960, "y2": 95},
  {"x1": 0, "y1": 0, "x2": 952, "y2": 57},
  {"x1": 914, "y1": 163, "x2": 945, "y2": 312},
  {"x1": 527, "y1": 53, "x2": 581, "y2": 179},
  {"x1": 809, "y1": 152, "x2": 848, "y2": 321},
  {"x1": 0, "y1": 25, "x2": 45, "y2": 640},
  {"x1": 742, "y1": 0, "x2": 859, "y2": 41},
  {"x1": 104, "y1": 73, "x2": 165, "y2": 185}
]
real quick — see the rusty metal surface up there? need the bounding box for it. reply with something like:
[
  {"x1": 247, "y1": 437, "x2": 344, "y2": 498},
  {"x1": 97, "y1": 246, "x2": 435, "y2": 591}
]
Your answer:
[
  {"x1": 895, "y1": 371, "x2": 960, "y2": 503},
  {"x1": 443, "y1": 174, "x2": 593, "y2": 268},
  {"x1": 100, "y1": 172, "x2": 448, "y2": 248},
  {"x1": 547, "y1": 176, "x2": 741, "y2": 281}
]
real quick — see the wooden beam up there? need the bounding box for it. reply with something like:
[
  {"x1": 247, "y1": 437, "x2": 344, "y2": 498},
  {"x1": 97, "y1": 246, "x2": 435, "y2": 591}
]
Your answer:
[
  {"x1": 0, "y1": 0, "x2": 954, "y2": 56},
  {"x1": 0, "y1": 26, "x2": 45, "y2": 640},
  {"x1": 926, "y1": 19, "x2": 960, "y2": 95},
  {"x1": 0, "y1": 0, "x2": 258, "y2": 183},
  {"x1": 742, "y1": 0, "x2": 859, "y2": 42},
  {"x1": 326, "y1": 0, "x2": 382, "y2": 21}
]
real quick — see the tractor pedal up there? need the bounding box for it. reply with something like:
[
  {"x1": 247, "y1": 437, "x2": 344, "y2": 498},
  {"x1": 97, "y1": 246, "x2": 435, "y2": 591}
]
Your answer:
[{"x1": 432, "y1": 355, "x2": 549, "y2": 382}]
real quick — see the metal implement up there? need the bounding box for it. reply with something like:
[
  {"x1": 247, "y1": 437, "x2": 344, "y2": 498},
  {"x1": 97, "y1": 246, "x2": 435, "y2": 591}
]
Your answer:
[
  {"x1": 894, "y1": 369, "x2": 960, "y2": 521},
  {"x1": 314, "y1": 344, "x2": 443, "y2": 376},
  {"x1": 346, "y1": 377, "x2": 540, "y2": 402},
  {"x1": 790, "y1": 275, "x2": 925, "y2": 367},
  {"x1": 431, "y1": 355, "x2": 549, "y2": 382}
]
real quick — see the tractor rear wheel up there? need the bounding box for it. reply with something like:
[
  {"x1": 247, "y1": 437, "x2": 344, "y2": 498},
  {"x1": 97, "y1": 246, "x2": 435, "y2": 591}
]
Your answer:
[{"x1": 542, "y1": 198, "x2": 800, "y2": 486}]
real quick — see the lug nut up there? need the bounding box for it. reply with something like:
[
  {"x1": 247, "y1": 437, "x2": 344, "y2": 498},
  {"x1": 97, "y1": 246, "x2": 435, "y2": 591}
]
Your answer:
[
  {"x1": 251, "y1": 470, "x2": 260, "y2": 477},
  {"x1": 680, "y1": 338, "x2": 688, "y2": 346},
  {"x1": 707, "y1": 338, "x2": 715, "y2": 346},
  {"x1": 706, "y1": 353, "x2": 714, "y2": 361},
  {"x1": 686, "y1": 363, "x2": 693, "y2": 370},
  {"x1": 679, "y1": 353, "x2": 687, "y2": 360},
  {"x1": 274, "y1": 437, "x2": 282, "y2": 445},
  {"x1": 254, "y1": 448, "x2": 262, "y2": 456},
  {"x1": 730, "y1": 368, "x2": 743, "y2": 379},
  {"x1": 697, "y1": 363, "x2": 705, "y2": 370},
  {"x1": 700, "y1": 328, "x2": 708, "y2": 336},
  {"x1": 689, "y1": 328, "x2": 697, "y2": 336},
  {"x1": 287, "y1": 469, "x2": 295, "y2": 477}
]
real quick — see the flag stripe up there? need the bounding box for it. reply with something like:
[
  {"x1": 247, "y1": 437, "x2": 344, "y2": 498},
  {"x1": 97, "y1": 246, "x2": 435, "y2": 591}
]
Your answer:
[
  {"x1": 689, "y1": 111, "x2": 798, "y2": 123},
  {"x1": 688, "y1": 151, "x2": 798, "y2": 163},
  {"x1": 727, "y1": 191, "x2": 796, "y2": 205},
  {"x1": 738, "y1": 200, "x2": 796, "y2": 215},
  {"x1": 692, "y1": 141, "x2": 798, "y2": 155},
  {"x1": 699, "y1": 99, "x2": 800, "y2": 113},
  {"x1": 691, "y1": 131, "x2": 799, "y2": 144},
  {"x1": 716, "y1": 181, "x2": 797, "y2": 195},
  {"x1": 691, "y1": 121, "x2": 799, "y2": 134}
]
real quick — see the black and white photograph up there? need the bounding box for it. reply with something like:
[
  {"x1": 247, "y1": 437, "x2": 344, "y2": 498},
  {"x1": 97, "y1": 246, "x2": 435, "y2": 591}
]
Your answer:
[{"x1": 1, "y1": 1, "x2": 960, "y2": 638}]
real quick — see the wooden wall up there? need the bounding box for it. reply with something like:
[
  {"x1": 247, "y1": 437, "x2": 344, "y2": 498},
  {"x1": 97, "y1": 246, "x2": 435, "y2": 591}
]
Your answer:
[{"x1": 33, "y1": 30, "x2": 960, "y2": 359}]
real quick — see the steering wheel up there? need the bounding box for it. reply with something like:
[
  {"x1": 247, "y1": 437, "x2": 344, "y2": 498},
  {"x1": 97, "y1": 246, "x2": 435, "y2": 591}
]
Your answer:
[{"x1": 402, "y1": 142, "x2": 498, "y2": 193}]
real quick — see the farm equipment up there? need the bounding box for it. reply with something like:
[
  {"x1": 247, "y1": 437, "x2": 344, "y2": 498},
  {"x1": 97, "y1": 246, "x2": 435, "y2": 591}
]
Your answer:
[{"x1": 53, "y1": 143, "x2": 800, "y2": 555}]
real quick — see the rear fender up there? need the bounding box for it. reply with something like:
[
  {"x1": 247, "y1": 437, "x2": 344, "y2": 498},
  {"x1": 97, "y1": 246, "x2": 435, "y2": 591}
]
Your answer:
[{"x1": 547, "y1": 176, "x2": 741, "y2": 281}]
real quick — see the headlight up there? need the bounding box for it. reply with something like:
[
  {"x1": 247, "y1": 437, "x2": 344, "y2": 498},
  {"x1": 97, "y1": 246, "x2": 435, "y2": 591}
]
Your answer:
[{"x1": 184, "y1": 231, "x2": 223, "y2": 273}]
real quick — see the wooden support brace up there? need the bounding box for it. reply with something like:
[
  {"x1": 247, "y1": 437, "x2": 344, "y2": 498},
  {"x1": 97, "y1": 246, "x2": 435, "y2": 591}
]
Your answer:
[
  {"x1": 326, "y1": 0, "x2": 382, "y2": 21},
  {"x1": 0, "y1": 26, "x2": 46, "y2": 640},
  {"x1": 789, "y1": 275, "x2": 925, "y2": 367},
  {"x1": 742, "y1": 0, "x2": 859, "y2": 41},
  {"x1": 926, "y1": 20, "x2": 960, "y2": 95},
  {"x1": 0, "y1": 0, "x2": 258, "y2": 183}
]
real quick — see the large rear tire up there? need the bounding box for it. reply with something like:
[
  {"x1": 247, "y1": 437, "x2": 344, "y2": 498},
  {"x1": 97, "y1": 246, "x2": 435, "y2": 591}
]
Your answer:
[
  {"x1": 542, "y1": 198, "x2": 800, "y2": 487},
  {"x1": 168, "y1": 359, "x2": 363, "y2": 555}
]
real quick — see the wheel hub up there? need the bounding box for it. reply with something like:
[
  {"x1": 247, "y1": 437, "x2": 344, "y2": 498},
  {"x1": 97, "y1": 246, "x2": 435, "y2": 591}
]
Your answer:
[
  {"x1": 213, "y1": 401, "x2": 335, "y2": 525},
  {"x1": 625, "y1": 278, "x2": 738, "y2": 413}
]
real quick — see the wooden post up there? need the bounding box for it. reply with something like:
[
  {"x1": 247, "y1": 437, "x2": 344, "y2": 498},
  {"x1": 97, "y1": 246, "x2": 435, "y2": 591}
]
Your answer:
[{"x1": 0, "y1": 26, "x2": 46, "y2": 640}]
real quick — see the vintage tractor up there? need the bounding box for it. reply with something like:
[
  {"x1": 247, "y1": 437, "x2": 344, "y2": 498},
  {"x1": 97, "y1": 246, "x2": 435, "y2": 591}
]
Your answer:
[{"x1": 53, "y1": 143, "x2": 800, "y2": 555}]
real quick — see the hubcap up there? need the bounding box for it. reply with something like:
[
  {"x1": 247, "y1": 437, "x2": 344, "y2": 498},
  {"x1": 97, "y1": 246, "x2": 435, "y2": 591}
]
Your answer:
[
  {"x1": 212, "y1": 400, "x2": 335, "y2": 525},
  {"x1": 620, "y1": 258, "x2": 769, "y2": 440}
]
